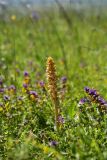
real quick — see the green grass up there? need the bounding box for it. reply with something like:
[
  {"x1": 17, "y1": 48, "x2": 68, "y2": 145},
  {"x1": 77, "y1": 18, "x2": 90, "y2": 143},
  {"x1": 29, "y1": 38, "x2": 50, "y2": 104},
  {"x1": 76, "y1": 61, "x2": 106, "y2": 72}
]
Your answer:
[{"x1": 0, "y1": 9, "x2": 107, "y2": 160}]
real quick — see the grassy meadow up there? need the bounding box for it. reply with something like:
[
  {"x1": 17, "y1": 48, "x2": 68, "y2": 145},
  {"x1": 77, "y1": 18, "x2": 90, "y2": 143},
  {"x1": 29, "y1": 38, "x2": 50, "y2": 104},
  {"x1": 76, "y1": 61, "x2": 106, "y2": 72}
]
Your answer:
[{"x1": 0, "y1": 6, "x2": 107, "y2": 160}]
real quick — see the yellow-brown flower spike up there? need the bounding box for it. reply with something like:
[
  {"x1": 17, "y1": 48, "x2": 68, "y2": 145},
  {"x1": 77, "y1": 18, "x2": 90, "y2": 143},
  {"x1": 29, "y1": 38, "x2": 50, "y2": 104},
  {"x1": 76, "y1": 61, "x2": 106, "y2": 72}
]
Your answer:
[{"x1": 46, "y1": 57, "x2": 60, "y2": 131}]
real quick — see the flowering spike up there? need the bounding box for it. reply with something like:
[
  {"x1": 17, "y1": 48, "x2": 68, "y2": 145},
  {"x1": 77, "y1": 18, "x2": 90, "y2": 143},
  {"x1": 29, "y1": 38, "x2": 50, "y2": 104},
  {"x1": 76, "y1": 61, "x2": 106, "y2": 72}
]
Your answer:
[
  {"x1": 46, "y1": 57, "x2": 60, "y2": 131},
  {"x1": 84, "y1": 86, "x2": 107, "y2": 113}
]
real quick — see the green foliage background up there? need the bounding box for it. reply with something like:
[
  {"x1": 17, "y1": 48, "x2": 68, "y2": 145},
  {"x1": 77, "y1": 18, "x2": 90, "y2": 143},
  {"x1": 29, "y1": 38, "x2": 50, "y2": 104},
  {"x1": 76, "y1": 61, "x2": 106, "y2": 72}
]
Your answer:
[{"x1": 0, "y1": 6, "x2": 107, "y2": 160}]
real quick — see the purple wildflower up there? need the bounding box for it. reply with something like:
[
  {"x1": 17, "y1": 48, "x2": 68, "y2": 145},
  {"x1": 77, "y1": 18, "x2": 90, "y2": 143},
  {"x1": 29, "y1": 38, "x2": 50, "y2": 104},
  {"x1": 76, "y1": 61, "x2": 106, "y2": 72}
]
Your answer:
[
  {"x1": 31, "y1": 11, "x2": 40, "y2": 20},
  {"x1": 24, "y1": 71, "x2": 29, "y2": 77},
  {"x1": 39, "y1": 81, "x2": 45, "y2": 87},
  {"x1": 29, "y1": 91, "x2": 38, "y2": 97},
  {"x1": 8, "y1": 85, "x2": 16, "y2": 91},
  {"x1": 84, "y1": 87, "x2": 98, "y2": 99},
  {"x1": 61, "y1": 76, "x2": 67, "y2": 83},
  {"x1": 103, "y1": 102, "x2": 107, "y2": 107},
  {"x1": 97, "y1": 97, "x2": 106, "y2": 105},
  {"x1": 49, "y1": 140, "x2": 58, "y2": 147},
  {"x1": 79, "y1": 98, "x2": 88, "y2": 105},
  {"x1": 58, "y1": 115, "x2": 64, "y2": 124},
  {"x1": 0, "y1": 88, "x2": 4, "y2": 93},
  {"x1": 0, "y1": 79, "x2": 3, "y2": 85},
  {"x1": 84, "y1": 86, "x2": 107, "y2": 112},
  {"x1": 84, "y1": 87, "x2": 90, "y2": 93},
  {"x1": 17, "y1": 96, "x2": 23, "y2": 101},
  {"x1": 89, "y1": 89, "x2": 97, "y2": 96},
  {"x1": 4, "y1": 95, "x2": 10, "y2": 101},
  {"x1": 16, "y1": 68, "x2": 20, "y2": 74},
  {"x1": 23, "y1": 83, "x2": 28, "y2": 88},
  {"x1": 0, "y1": 103, "x2": 3, "y2": 107}
]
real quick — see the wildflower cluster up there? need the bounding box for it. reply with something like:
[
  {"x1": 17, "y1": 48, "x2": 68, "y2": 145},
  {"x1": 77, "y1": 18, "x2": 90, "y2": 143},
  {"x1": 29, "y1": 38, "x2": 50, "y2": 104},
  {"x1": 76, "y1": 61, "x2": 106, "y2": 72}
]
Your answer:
[
  {"x1": 22, "y1": 71, "x2": 39, "y2": 102},
  {"x1": 84, "y1": 87, "x2": 107, "y2": 112}
]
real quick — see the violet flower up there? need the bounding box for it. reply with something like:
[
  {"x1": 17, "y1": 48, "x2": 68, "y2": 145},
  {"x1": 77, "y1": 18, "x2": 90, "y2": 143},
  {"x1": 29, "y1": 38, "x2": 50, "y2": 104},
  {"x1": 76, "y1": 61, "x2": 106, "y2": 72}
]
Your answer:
[
  {"x1": 23, "y1": 83, "x2": 28, "y2": 88},
  {"x1": 31, "y1": 11, "x2": 40, "y2": 20},
  {"x1": 49, "y1": 140, "x2": 58, "y2": 147},
  {"x1": 39, "y1": 81, "x2": 45, "y2": 87},
  {"x1": 8, "y1": 85, "x2": 16, "y2": 91},
  {"x1": 78, "y1": 98, "x2": 88, "y2": 105},
  {"x1": 61, "y1": 76, "x2": 67, "y2": 83},
  {"x1": 24, "y1": 71, "x2": 29, "y2": 77},
  {"x1": 4, "y1": 95, "x2": 10, "y2": 101},
  {"x1": 29, "y1": 91, "x2": 38, "y2": 98},
  {"x1": 58, "y1": 115, "x2": 64, "y2": 124},
  {"x1": 0, "y1": 88, "x2": 4, "y2": 93},
  {"x1": 0, "y1": 79, "x2": 3, "y2": 86}
]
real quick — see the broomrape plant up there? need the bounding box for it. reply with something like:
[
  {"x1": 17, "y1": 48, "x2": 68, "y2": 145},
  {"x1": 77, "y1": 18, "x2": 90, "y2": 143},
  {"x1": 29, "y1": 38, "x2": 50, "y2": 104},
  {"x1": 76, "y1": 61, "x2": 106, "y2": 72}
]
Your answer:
[{"x1": 46, "y1": 57, "x2": 60, "y2": 131}]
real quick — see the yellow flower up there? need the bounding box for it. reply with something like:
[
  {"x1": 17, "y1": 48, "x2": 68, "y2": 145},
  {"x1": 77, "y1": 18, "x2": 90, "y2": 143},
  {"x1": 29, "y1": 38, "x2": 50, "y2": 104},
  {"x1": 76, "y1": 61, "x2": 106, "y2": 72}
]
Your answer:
[
  {"x1": 30, "y1": 94, "x2": 36, "y2": 101},
  {"x1": 43, "y1": 146, "x2": 49, "y2": 154},
  {"x1": 11, "y1": 15, "x2": 16, "y2": 21},
  {"x1": 0, "y1": 107, "x2": 3, "y2": 112},
  {"x1": 23, "y1": 76, "x2": 30, "y2": 85},
  {"x1": 8, "y1": 85, "x2": 16, "y2": 95},
  {"x1": 29, "y1": 91, "x2": 38, "y2": 101}
]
